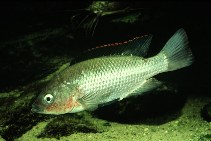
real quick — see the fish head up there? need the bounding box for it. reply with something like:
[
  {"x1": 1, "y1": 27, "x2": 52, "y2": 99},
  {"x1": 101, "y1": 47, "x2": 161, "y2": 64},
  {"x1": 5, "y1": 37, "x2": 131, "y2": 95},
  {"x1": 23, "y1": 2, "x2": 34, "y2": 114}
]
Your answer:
[{"x1": 31, "y1": 80, "x2": 85, "y2": 115}]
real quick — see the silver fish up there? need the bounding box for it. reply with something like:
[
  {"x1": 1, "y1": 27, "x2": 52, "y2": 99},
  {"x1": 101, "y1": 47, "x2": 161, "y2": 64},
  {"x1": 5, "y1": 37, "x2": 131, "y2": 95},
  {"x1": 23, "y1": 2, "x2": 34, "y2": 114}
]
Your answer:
[{"x1": 32, "y1": 28, "x2": 194, "y2": 115}]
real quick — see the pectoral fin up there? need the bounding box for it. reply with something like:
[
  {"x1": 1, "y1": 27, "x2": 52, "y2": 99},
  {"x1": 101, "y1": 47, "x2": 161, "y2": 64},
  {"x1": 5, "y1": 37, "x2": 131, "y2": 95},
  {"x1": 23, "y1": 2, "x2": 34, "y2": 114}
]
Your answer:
[{"x1": 78, "y1": 92, "x2": 99, "y2": 111}]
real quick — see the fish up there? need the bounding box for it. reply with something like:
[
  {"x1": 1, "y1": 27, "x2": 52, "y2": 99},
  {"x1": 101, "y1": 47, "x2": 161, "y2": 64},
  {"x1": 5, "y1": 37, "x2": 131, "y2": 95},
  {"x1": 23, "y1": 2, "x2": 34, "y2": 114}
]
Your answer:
[{"x1": 31, "y1": 28, "x2": 194, "y2": 115}]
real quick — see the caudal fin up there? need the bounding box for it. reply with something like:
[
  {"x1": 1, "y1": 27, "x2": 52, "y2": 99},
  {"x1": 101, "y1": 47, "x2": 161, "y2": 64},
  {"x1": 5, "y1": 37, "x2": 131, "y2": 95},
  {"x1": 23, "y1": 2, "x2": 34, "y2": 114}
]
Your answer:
[{"x1": 160, "y1": 28, "x2": 194, "y2": 71}]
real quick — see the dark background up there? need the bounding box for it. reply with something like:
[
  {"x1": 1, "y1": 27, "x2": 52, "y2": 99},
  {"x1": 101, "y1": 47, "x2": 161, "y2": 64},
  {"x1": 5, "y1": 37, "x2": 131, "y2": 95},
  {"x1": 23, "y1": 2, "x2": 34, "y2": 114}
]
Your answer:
[
  {"x1": 0, "y1": 1, "x2": 210, "y2": 96},
  {"x1": 0, "y1": 2, "x2": 210, "y2": 140}
]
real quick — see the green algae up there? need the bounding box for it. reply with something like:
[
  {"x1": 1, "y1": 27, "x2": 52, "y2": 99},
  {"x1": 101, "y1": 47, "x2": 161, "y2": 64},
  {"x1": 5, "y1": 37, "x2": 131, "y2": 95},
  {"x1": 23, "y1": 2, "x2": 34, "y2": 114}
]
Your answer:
[
  {"x1": 15, "y1": 96, "x2": 211, "y2": 141},
  {"x1": 0, "y1": 55, "x2": 106, "y2": 140},
  {"x1": 0, "y1": 53, "x2": 209, "y2": 141},
  {"x1": 0, "y1": 136, "x2": 5, "y2": 141},
  {"x1": 37, "y1": 114, "x2": 100, "y2": 139},
  {"x1": 0, "y1": 58, "x2": 70, "y2": 140},
  {"x1": 0, "y1": 89, "x2": 50, "y2": 141},
  {"x1": 0, "y1": 3, "x2": 209, "y2": 141},
  {"x1": 199, "y1": 134, "x2": 211, "y2": 141},
  {"x1": 112, "y1": 13, "x2": 142, "y2": 24}
]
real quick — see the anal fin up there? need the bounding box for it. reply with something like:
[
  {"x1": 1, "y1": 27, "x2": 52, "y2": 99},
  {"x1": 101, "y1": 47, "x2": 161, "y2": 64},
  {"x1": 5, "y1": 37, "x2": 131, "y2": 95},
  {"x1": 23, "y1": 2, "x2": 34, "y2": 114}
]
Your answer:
[{"x1": 129, "y1": 78, "x2": 162, "y2": 97}]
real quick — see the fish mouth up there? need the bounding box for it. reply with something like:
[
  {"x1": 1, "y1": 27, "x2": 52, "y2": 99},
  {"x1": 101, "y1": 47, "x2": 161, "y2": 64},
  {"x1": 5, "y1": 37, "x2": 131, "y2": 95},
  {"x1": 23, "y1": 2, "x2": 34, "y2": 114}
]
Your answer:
[{"x1": 31, "y1": 104, "x2": 44, "y2": 114}]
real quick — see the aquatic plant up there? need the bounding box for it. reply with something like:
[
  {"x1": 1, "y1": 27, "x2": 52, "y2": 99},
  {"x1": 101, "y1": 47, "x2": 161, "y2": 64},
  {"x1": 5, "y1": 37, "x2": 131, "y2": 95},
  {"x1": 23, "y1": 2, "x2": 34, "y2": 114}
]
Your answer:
[{"x1": 71, "y1": 1, "x2": 143, "y2": 37}]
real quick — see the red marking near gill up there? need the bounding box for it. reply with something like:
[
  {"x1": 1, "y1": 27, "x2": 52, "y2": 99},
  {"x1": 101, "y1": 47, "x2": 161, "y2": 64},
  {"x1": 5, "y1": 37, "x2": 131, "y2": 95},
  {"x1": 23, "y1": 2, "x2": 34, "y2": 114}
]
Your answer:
[
  {"x1": 63, "y1": 87, "x2": 84, "y2": 112},
  {"x1": 64, "y1": 97, "x2": 74, "y2": 110},
  {"x1": 46, "y1": 102, "x2": 61, "y2": 112},
  {"x1": 87, "y1": 34, "x2": 149, "y2": 52}
]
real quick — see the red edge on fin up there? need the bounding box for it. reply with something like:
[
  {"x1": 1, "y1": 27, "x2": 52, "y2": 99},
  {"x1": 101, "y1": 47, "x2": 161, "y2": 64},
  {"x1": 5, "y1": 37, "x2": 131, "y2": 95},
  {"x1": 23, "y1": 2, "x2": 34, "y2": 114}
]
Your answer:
[{"x1": 90, "y1": 34, "x2": 149, "y2": 52}]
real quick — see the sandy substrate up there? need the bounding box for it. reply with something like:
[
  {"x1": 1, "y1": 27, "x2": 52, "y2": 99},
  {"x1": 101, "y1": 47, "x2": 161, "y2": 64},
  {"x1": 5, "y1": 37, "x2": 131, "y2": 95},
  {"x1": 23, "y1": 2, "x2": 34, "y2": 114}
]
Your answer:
[
  {"x1": 16, "y1": 96, "x2": 211, "y2": 141},
  {"x1": 0, "y1": 63, "x2": 209, "y2": 141}
]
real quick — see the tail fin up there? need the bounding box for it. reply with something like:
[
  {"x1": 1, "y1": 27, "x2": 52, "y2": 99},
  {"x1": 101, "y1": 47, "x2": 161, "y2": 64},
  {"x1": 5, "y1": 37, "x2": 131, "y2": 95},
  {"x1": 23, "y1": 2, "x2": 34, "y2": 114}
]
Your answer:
[{"x1": 160, "y1": 28, "x2": 194, "y2": 71}]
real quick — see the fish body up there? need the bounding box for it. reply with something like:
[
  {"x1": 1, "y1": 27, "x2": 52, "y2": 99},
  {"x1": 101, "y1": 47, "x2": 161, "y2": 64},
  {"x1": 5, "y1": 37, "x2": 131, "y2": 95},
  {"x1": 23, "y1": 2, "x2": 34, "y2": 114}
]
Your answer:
[{"x1": 32, "y1": 29, "x2": 194, "y2": 115}]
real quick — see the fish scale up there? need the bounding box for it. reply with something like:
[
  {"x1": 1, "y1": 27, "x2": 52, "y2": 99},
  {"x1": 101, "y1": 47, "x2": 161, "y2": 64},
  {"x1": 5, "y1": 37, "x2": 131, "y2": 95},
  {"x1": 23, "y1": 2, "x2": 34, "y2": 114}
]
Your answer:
[
  {"x1": 74, "y1": 55, "x2": 167, "y2": 107},
  {"x1": 32, "y1": 28, "x2": 194, "y2": 114}
]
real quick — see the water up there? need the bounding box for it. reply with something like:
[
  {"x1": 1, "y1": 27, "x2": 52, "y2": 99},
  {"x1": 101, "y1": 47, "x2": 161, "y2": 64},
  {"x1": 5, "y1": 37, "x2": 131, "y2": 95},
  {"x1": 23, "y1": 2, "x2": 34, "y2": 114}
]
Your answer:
[{"x1": 0, "y1": 1, "x2": 210, "y2": 141}]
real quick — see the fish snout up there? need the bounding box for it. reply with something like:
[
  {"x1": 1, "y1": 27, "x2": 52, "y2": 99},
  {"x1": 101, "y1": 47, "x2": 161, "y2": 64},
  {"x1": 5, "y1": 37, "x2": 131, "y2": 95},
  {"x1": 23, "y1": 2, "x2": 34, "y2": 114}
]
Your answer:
[{"x1": 31, "y1": 103, "x2": 43, "y2": 113}]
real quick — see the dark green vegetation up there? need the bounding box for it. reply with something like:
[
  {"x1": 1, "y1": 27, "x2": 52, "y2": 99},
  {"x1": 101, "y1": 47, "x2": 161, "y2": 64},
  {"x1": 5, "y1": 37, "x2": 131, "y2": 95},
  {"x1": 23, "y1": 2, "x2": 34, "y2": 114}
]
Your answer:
[
  {"x1": 199, "y1": 134, "x2": 211, "y2": 141},
  {"x1": 37, "y1": 114, "x2": 99, "y2": 139}
]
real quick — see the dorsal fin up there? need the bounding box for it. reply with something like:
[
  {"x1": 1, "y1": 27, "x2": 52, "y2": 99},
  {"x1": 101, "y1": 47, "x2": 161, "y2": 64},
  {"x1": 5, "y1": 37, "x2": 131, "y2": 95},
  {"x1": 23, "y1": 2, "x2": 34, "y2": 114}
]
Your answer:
[{"x1": 70, "y1": 34, "x2": 153, "y2": 65}]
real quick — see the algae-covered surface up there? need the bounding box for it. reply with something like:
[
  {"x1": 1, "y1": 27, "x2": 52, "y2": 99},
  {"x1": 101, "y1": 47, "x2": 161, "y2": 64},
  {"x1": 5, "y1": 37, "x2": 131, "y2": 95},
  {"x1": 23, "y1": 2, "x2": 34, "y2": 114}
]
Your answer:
[
  {"x1": 0, "y1": 1, "x2": 211, "y2": 141},
  {"x1": 16, "y1": 97, "x2": 211, "y2": 141},
  {"x1": 0, "y1": 85, "x2": 211, "y2": 141},
  {"x1": 0, "y1": 60, "x2": 210, "y2": 141}
]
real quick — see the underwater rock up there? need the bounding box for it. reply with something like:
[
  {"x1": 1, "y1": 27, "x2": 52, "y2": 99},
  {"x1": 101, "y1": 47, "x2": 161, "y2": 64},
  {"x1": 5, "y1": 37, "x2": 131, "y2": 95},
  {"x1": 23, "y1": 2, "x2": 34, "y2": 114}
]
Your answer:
[
  {"x1": 201, "y1": 103, "x2": 211, "y2": 122},
  {"x1": 36, "y1": 113, "x2": 105, "y2": 140},
  {"x1": 0, "y1": 90, "x2": 52, "y2": 141}
]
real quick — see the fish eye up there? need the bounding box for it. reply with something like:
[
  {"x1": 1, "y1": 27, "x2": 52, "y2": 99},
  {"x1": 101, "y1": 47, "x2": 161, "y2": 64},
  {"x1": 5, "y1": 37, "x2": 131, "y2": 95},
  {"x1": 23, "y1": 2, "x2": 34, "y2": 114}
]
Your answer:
[{"x1": 44, "y1": 94, "x2": 54, "y2": 104}]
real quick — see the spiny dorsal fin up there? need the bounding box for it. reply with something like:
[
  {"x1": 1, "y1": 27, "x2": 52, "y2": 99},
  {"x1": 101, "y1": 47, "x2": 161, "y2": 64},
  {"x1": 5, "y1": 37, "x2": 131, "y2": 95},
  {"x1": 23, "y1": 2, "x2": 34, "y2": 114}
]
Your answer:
[
  {"x1": 88, "y1": 34, "x2": 152, "y2": 56},
  {"x1": 70, "y1": 34, "x2": 152, "y2": 65}
]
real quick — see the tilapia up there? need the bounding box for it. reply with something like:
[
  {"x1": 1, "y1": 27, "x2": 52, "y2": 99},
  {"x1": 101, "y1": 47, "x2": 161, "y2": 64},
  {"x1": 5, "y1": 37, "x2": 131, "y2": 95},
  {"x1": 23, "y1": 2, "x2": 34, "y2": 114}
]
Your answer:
[{"x1": 32, "y1": 28, "x2": 194, "y2": 115}]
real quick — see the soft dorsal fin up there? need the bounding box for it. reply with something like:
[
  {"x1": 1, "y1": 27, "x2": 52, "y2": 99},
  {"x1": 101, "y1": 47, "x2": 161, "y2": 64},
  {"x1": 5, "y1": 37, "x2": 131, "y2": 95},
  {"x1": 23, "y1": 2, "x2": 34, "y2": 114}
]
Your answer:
[{"x1": 70, "y1": 34, "x2": 152, "y2": 65}]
